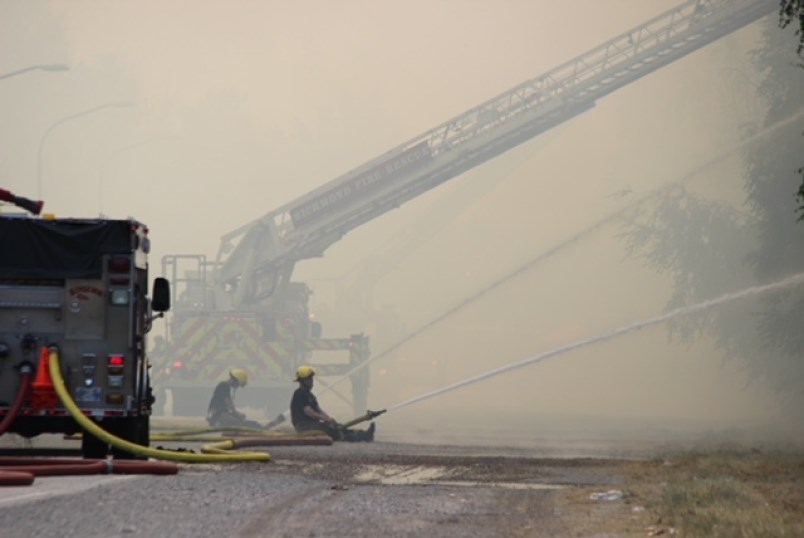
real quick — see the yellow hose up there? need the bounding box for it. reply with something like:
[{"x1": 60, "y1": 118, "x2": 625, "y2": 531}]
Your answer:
[
  {"x1": 48, "y1": 347, "x2": 271, "y2": 463},
  {"x1": 156, "y1": 426, "x2": 266, "y2": 436},
  {"x1": 68, "y1": 423, "x2": 320, "y2": 446}
]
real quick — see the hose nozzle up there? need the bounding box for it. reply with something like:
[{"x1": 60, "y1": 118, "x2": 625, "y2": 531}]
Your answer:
[
  {"x1": 263, "y1": 413, "x2": 286, "y2": 430},
  {"x1": 0, "y1": 188, "x2": 44, "y2": 215},
  {"x1": 340, "y1": 409, "x2": 387, "y2": 430}
]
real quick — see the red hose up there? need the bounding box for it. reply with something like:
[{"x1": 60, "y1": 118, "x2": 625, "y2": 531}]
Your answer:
[
  {"x1": 0, "y1": 471, "x2": 33, "y2": 486},
  {"x1": 3, "y1": 460, "x2": 108, "y2": 477},
  {"x1": 0, "y1": 366, "x2": 181, "y2": 487},
  {"x1": 0, "y1": 371, "x2": 32, "y2": 436},
  {"x1": 0, "y1": 457, "x2": 179, "y2": 486}
]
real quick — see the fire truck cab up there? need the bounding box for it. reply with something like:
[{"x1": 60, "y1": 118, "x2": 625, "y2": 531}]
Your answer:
[{"x1": 0, "y1": 211, "x2": 169, "y2": 459}]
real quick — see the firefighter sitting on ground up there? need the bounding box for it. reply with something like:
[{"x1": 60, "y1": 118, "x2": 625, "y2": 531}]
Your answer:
[
  {"x1": 206, "y1": 368, "x2": 263, "y2": 429},
  {"x1": 290, "y1": 365, "x2": 375, "y2": 442}
]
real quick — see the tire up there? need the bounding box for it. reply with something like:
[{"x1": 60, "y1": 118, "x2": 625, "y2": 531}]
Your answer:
[
  {"x1": 109, "y1": 416, "x2": 150, "y2": 460},
  {"x1": 81, "y1": 428, "x2": 109, "y2": 459}
]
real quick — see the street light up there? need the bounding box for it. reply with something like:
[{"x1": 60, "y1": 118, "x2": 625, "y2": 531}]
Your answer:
[
  {"x1": 0, "y1": 64, "x2": 69, "y2": 80},
  {"x1": 37, "y1": 101, "x2": 137, "y2": 199}
]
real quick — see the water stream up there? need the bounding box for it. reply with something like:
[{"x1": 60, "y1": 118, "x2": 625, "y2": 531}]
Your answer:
[
  {"x1": 387, "y1": 271, "x2": 804, "y2": 412},
  {"x1": 314, "y1": 111, "x2": 804, "y2": 416},
  {"x1": 318, "y1": 111, "x2": 804, "y2": 406}
]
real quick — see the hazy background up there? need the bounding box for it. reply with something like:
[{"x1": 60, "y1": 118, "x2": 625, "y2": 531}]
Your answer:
[{"x1": 2, "y1": 1, "x2": 796, "y2": 443}]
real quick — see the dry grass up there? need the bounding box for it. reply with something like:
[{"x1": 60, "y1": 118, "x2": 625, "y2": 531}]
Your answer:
[{"x1": 636, "y1": 448, "x2": 804, "y2": 537}]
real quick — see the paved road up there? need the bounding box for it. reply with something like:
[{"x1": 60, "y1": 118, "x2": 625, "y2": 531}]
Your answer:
[
  {"x1": 0, "y1": 430, "x2": 653, "y2": 538},
  {"x1": 3, "y1": 418, "x2": 788, "y2": 536},
  {"x1": 0, "y1": 453, "x2": 631, "y2": 538}
]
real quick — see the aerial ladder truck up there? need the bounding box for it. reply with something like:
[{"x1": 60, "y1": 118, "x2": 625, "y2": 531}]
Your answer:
[{"x1": 154, "y1": 0, "x2": 775, "y2": 419}]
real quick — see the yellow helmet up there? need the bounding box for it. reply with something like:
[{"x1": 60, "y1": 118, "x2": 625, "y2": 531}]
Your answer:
[
  {"x1": 295, "y1": 365, "x2": 315, "y2": 381},
  {"x1": 229, "y1": 368, "x2": 248, "y2": 387}
]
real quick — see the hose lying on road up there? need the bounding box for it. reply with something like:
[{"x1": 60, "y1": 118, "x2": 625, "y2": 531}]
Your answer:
[
  {"x1": 201, "y1": 434, "x2": 332, "y2": 454},
  {"x1": 156, "y1": 432, "x2": 333, "y2": 448},
  {"x1": 0, "y1": 457, "x2": 178, "y2": 487},
  {"x1": 64, "y1": 428, "x2": 335, "y2": 446}
]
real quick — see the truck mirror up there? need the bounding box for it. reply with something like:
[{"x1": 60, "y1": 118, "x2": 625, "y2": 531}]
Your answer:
[{"x1": 152, "y1": 277, "x2": 171, "y2": 312}]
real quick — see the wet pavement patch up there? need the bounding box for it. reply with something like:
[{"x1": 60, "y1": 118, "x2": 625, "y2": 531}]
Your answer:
[{"x1": 353, "y1": 464, "x2": 566, "y2": 490}]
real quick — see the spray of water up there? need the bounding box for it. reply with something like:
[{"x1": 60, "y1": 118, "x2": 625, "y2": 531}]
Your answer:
[
  {"x1": 316, "y1": 111, "x2": 804, "y2": 404},
  {"x1": 386, "y1": 272, "x2": 804, "y2": 412}
]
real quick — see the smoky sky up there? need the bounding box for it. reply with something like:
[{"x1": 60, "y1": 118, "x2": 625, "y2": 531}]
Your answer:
[{"x1": 2, "y1": 1, "x2": 799, "y2": 440}]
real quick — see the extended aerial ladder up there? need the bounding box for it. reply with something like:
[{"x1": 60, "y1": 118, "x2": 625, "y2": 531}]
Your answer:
[{"x1": 213, "y1": 0, "x2": 775, "y2": 312}]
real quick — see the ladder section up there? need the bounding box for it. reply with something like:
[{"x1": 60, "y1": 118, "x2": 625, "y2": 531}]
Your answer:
[{"x1": 215, "y1": 0, "x2": 774, "y2": 300}]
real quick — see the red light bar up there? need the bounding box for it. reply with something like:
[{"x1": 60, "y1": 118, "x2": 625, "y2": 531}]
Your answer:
[{"x1": 108, "y1": 355, "x2": 125, "y2": 366}]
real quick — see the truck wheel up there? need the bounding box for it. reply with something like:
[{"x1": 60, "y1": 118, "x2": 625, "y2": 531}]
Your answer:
[
  {"x1": 109, "y1": 416, "x2": 150, "y2": 460},
  {"x1": 81, "y1": 429, "x2": 109, "y2": 459}
]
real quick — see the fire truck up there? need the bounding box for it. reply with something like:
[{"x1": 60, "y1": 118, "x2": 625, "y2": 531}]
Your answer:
[
  {"x1": 153, "y1": 0, "x2": 775, "y2": 419},
  {"x1": 157, "y1": 253, "x2": 369, "y2": 418},
  {"x1": 0, "y1": 189, "x2": 170, "y2": 458}
]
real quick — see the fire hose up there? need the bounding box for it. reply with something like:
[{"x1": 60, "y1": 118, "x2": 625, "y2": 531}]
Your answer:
[
  {"x1": 0, "y1": 347, "x2": 372, "y2": 486},
  {"x1": 0, "y1": 358, "x2": 183, "y2": 486},
  {"x1": 261, "y1": 408, "x2": 386, "y2": 436},
  {"x1": 0, "y1": 348, "x2": 272, "y2": 485},
  {"x1": 0, "y1": 363, "x2": 32, "y2": 437},
  {"x1": 0, "y1": 457, "x2": 178, "y2": 486},
  {"x1": 45, "y1": 346, "x2": 275, "y2": 463},
  {"x1": 0, "y1": 188, "x2": 43, "y2": 215},
  {"x1": 340, "y1": 409, "x2": 386, "y2": 429}
]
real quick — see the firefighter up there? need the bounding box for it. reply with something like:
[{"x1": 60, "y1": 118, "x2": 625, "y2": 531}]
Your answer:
[
  {"x1": 206, "y1": 368, "x2": 263, "y2": 429},
  {"x1": 290, "y1": 365, "x2": 375, "y2": 442}
]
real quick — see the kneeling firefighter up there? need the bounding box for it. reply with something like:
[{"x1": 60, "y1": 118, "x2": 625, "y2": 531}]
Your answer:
[
  {"x1": 290, "y1": 366, "x2": 375, "y2": 442},
  {"x1": 206, "y1": 368, "x2": 263, "y2": 429}
]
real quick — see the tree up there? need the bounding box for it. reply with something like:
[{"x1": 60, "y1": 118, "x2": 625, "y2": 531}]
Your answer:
[
  {"x1": 620, "y1": 12, "x2": 804, "y2": 415},
  {"x1": 778, "y1": 0, "x2": 804, "y2": 217},
  {"x1": 779, "y1": 0, "x2": 804, "y2": 56}
]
